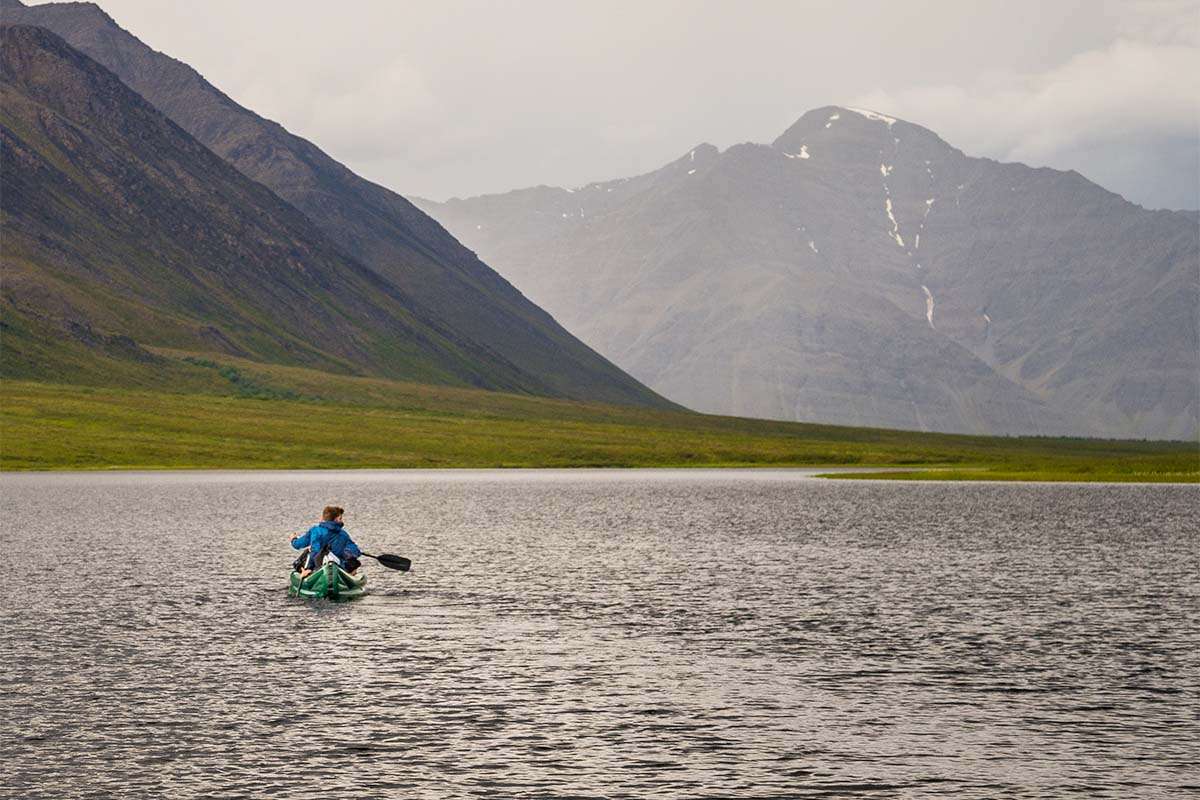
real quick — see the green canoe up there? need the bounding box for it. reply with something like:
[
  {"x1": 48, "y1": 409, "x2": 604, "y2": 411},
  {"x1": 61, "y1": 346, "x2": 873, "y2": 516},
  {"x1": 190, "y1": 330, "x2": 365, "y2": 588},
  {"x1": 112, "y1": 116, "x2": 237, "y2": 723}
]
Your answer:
[{"x1": 288, "y1": 561, "x2": 367, "y2": 601}]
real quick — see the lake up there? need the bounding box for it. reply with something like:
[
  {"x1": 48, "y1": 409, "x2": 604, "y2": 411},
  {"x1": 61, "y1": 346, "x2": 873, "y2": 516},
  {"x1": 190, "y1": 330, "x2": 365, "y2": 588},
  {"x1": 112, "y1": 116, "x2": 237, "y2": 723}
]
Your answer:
[{"x1": 1, "y1": 470, "x2": 1196, "y2": 798}]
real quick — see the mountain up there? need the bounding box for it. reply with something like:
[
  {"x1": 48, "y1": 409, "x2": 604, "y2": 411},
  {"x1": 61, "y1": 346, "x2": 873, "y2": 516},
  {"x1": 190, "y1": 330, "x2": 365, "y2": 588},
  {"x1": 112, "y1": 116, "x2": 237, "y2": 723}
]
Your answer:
[
  {"x1": 415, "y1": 107, "x2": 1200, "y2": 439},
  {"x1": 0, "y1": 23, "x2": 497, "y2": 387},
  {"x1": 1, "y1": 1, "x2": 667, "y2": 408}
]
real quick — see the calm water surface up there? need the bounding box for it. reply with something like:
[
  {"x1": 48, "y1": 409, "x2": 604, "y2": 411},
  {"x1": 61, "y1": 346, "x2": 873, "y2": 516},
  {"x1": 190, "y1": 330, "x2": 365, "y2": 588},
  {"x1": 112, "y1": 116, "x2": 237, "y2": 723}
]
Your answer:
[{"x1": 1, "y1": 470, "x2": 1196, "y2": 798}]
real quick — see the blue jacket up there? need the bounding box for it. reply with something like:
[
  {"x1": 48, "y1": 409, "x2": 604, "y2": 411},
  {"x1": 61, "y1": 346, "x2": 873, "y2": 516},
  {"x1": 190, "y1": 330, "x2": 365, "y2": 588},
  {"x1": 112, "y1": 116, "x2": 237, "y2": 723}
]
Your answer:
[{"x1": 292, "y1": 520, "x2": 362, "y2": 568}]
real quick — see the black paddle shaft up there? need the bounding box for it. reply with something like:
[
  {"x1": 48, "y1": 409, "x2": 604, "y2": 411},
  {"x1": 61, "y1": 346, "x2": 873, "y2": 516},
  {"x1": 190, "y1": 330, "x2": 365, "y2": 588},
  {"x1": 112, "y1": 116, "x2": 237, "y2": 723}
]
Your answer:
[{"x1": 361, "y1": 552, "x2": 411, "y2": 572}]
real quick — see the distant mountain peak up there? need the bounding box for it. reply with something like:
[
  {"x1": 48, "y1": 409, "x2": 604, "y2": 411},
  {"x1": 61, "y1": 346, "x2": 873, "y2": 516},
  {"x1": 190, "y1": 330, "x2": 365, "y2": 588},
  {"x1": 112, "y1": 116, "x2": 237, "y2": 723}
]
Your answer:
[
  {"x1": 2, "y1": 0, "x2": 109, "y2": 20},
  {"x1": 418, "y1": 104, "x2": 1199, "y2": 439},
  {"x1": 772, "y1": 105, "x2": 954, "y2": 163},
  {"x1": 668, "y1": 142, "x2": 719, "y2": 171}
]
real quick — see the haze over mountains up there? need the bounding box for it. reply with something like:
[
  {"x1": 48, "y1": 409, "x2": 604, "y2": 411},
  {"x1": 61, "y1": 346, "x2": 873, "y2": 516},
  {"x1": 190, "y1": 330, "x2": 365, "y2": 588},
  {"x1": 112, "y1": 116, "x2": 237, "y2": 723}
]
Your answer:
[
  {"x1": 1, "y1": 1, "x2": 666, "y2": 408},
  {"x1": 3, "y1": 1, "x2": 1195, "y2": 442},
  {"x1": 417, "y1": 107, "x2": 1200, "y2": 439}
]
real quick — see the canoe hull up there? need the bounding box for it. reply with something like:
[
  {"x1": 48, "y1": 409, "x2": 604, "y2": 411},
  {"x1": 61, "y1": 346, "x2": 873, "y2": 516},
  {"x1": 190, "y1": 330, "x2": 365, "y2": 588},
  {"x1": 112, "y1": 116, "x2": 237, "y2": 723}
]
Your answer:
[{"x1": 288, "y1": 561, "x2": 366, "y2": 601}]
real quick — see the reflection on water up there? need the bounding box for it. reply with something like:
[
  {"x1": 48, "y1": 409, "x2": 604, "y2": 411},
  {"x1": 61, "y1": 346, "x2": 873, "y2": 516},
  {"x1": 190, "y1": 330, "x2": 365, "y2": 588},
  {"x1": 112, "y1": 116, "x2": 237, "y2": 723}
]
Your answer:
[{"x1": 1, "y1": 470, "x2": 1196, "y2": 798}]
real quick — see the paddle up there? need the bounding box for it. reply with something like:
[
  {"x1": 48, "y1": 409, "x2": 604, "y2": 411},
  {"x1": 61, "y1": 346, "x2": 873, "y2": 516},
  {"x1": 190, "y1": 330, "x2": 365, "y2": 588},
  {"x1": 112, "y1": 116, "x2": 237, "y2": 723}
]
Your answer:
[{"x1": 361, "y1": 552, "x2": 411, "y2": 572}]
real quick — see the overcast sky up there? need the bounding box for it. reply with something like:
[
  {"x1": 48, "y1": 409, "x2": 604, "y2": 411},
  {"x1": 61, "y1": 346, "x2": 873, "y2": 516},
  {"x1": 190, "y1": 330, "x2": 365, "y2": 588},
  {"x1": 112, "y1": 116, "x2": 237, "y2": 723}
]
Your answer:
[{"x1": 51, "y1": 0, "x2": 1200, "y2": 209}]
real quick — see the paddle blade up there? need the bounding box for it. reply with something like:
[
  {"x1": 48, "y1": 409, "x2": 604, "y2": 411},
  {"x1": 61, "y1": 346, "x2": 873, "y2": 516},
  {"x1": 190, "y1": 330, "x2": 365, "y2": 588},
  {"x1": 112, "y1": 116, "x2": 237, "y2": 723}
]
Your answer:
[{"x1": 373, "y1": 553, "x2": 411, "y2": 571}]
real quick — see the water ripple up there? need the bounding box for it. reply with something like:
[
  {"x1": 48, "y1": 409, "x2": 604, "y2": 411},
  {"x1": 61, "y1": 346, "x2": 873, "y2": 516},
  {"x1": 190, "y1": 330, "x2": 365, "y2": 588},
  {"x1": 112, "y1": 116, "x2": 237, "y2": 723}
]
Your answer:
[{"x1": 0, "y1": 471, "x2": 1196, "y2": 798}]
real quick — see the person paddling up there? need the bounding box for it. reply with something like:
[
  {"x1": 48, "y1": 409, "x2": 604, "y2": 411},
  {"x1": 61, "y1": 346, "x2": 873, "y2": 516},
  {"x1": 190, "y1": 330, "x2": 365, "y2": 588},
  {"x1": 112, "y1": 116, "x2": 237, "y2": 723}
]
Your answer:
[{"x1": 291, "y1": 505, "x2": 363, "y2": 576}]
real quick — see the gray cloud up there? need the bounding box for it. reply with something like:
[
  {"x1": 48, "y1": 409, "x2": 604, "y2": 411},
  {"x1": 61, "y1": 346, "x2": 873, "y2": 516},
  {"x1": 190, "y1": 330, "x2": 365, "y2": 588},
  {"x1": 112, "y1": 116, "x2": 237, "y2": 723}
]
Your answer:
[
  {"x1": 63, "y1": 0, "x2": 1200, "y2": 208},
  {"x1": 852, "y1": 8, "x2": 1200, "y2": 209}
]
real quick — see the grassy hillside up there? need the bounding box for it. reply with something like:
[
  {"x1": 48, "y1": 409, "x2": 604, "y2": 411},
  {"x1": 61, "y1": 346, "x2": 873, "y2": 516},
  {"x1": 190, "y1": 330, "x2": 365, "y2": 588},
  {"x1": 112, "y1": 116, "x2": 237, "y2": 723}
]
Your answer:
[{"x1": 2, "y1": 355, "x2": 1195, "y2": 480}]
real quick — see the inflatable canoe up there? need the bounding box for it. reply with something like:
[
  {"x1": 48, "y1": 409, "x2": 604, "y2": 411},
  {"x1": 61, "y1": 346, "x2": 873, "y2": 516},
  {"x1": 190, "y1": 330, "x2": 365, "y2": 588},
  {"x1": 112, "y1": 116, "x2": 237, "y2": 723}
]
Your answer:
[{"x1": 288, "y1": 560, "x2": 366, "y2": 600}]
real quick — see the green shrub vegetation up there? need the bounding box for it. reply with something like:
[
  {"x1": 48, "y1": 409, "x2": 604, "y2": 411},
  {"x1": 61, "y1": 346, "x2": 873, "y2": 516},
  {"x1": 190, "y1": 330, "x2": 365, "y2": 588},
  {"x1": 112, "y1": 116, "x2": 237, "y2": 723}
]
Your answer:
[{"x1": 1, "y1": 354, "x2": 1195, "y2": 481}]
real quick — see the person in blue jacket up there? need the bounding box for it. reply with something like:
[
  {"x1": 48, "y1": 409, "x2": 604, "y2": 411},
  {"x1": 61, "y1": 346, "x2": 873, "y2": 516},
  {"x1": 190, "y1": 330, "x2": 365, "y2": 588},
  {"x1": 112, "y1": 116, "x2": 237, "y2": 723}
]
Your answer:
[{"x1": 291, "y1": 505, "x2": 362, "y2": 575}]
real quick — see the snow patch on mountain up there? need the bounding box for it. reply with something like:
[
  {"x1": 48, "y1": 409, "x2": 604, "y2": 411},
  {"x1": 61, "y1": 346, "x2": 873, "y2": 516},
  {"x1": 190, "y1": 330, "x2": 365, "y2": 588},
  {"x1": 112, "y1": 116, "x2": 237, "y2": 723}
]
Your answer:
[
  {"x1": 845, "y1": 107, "x2": 897, "y2": 126},
  {"x1": 885, "y1": 197, "x2": 904, "y2": 247}
]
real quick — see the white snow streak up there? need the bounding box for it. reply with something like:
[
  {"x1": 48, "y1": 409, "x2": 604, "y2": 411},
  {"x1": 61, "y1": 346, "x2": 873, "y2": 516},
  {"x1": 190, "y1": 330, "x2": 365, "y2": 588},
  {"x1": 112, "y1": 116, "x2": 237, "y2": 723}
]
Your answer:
[
  {"x1": 922, "y1": 285, "x2": 935, "y2": 329},
  {"x1": 914, "y1": 198, "x2": 934, "y2": 251},
  {"x1": 825, "y1": 112, "x2": 840, "y2": 129},
  {"x1": 885, "y1": 197, "x2": 904, "y2": 247},
  {"x1": 687, "y1": 169, "x2": 696, "y2": 175},
  {"x1": 880, "y1": 163, "x2": 893, "y2": 177},
  {"x1": 786, "y1": 145, "x2": 811, "y2": 159},
  {"x1": 845, "y1": 106, "x2": 897, "y2": 126},
  {"x1": 808, "y1": 240, "x2": 819, "y2": 254}
]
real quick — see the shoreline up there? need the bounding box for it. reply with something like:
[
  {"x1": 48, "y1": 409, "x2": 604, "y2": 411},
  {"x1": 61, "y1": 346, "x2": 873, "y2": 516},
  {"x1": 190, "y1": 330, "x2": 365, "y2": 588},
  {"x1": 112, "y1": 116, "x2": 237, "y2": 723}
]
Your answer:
[{"x1": 2, "y1": 465, "x2": 1196, "y2": 485}]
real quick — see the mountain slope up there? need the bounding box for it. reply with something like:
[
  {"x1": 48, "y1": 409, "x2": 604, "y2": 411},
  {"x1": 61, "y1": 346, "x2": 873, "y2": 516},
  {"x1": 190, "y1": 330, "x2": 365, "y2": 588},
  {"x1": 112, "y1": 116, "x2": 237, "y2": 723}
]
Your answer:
[
  {"x1": 0, "y1": 23, "x2": 532, "y2": 389},
  {"x1": 2, "y1": 0, "x2": 668, "y2": 408},
  {"x1": 416, "y1": 107, "x2": 1199, "y2": 439}
]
